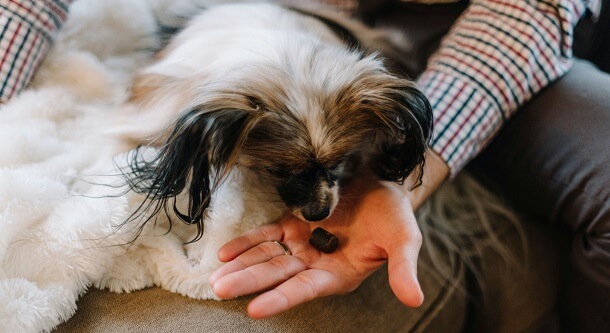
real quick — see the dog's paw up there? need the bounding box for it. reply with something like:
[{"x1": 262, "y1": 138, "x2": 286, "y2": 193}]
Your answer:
[
  {"x1": 94, "y1": 272, "x2": 154, "y2": 294},
  {"x1": 95, "y1": 257, "x2": 154, "y2": 293},
  {"x1": 162, "y1": 275, "x2": 220, "y2": 300},
  {"x1": 180, "y1": 282, "x2": 220, "y2": 300}
]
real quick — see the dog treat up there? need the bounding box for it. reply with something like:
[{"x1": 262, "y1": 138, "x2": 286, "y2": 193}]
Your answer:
[{"x1": 309, "y1": 227, "x2": 339, "y2": 253}]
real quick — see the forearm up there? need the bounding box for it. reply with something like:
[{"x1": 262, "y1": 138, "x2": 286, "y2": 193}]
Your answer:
[
  {"x1": 395, "y1": 0, "x2": 593, "y2": 208},
  {"x1": 417, "y1": 0, "x2": 590, "y2": 175},
  {"x1": 401, "y1": 150, "x2": 450, "y2": 210}
]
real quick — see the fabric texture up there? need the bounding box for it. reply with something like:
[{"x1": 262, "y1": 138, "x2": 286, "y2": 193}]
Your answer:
[
  {"x1": 0, "y1": 0, "x2": 71, "y2": 103},
  {"x1": 54, "y1": 244, "x2": 466, "y2": 333}
]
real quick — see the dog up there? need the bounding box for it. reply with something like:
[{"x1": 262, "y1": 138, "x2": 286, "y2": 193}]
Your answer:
[{"x1": 117, "y1": 1, "x2": 433, "y2": 242}]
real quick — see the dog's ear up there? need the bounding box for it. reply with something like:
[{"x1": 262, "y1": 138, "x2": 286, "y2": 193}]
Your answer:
[
  {"x1": 367, "y1": 80, "x2": 433, "y2": 186},
  {"x1": 125, "y1": 106, "x2": 260, "y2": 241}
]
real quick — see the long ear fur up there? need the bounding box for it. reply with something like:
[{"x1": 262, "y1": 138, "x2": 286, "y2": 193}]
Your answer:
[
  {"x1": 368, "y1": 81, "x2": 433, "y2": 187},
  {"x1": 124, "y1": 106, "x2": 260, "y2": 242}
]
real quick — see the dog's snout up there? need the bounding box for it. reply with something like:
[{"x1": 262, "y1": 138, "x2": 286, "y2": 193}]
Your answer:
[
  {"x1": 275, "y1": 164, "x2": 340, "y2": 222},
  {"x1": 301, "y1": 205, "x2": 331, "y2": 222}
]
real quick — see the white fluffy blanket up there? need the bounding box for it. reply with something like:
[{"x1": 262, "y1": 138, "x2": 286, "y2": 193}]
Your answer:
[{"x1": 0, "y1": 1, "x2": 285, "y2": 332}]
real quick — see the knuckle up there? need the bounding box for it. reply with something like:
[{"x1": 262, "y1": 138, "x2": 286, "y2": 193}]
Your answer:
[
  {"x1": 257, "y1": 242, "x2": 277, "y2": 259},
  {"x1": 258, "y1": 226, "x2": 273, "y2": 241},
  {"x1": 293, "y1": 256, "x2": 308, "y2": 270},
  {"x1": 234, "y1": 235, "x2": 253, "y2": 249},
  {"x1": 268, "y1": 257, "x2": 290, "y2": 278}
]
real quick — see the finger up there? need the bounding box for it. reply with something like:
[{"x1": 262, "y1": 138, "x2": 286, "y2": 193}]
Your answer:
[
  {"x1": 209, "y1": 241, "x2": 292, "y2": 284},
  {"x1": 217, "y1": 224, "x2": 285, "y2": 262},
  {"x1": 212, "y1": 255, "x2": 307, "y2": 299},
  {"x1": 246, "y1": 269, "x2": 336, "y2": 319},
  {"x1": 387, "y1": 235, "x2": 424, "y2": 307}
]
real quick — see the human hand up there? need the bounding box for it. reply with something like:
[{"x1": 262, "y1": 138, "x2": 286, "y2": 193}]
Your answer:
[{"x1": 208, "y1": 178, "x2": 424, "y2": 319}]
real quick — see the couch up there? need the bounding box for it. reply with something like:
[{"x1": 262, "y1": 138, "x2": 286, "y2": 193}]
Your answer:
[{"x1": 54, "y1": 1, "x2": 610, "y2": 332}]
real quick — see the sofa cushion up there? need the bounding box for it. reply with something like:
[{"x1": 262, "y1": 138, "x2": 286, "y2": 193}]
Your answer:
[
  {"x1": 53, "y1": 237, "x2": 468, "y2": 333},
  {"x1": 54, "y1": 173, "x2": 563, "y2": 333}
]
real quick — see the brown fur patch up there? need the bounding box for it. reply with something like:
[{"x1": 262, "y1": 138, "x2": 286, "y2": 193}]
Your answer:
[{"x1": 128, "y1": 73, "x2": 170, "y2": 103}]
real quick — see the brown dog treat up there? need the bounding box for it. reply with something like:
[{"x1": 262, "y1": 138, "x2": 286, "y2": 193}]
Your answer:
[{"x1": 309, "y1": 227, "x2": 339, "y2": 253}]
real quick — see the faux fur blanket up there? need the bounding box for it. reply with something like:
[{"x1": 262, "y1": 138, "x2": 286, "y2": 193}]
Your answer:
[
  {"x1": 0, "y1": 1, "x2": 287, "y2": 331},
  {"x1": 0, "y1": 1, "x2": 514, "y2": 332}
]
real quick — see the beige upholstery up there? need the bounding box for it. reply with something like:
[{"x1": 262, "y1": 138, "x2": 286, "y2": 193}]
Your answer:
[{"x1": 55, "y1": 179, "x2": 560, "y2": 332}]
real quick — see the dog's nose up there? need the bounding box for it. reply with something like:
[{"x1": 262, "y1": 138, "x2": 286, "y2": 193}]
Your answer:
[{"x1": 301, "y1": 206, "x2": 331, "y2": 222}]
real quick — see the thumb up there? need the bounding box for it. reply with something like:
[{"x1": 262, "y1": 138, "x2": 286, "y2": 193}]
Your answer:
[{"x1": 387, "y1": 241, "x2": 424, "y2": 307}]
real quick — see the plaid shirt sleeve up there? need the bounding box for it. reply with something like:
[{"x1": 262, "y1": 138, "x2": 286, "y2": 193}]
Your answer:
[
  {"x1": 0, "y1": 0, "x2": 72, "y2": 104},
  {"x1": 417, "y1": 0, "x2": 591, "y2": 174}
]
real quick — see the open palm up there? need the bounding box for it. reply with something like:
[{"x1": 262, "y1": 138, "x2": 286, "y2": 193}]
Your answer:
[{"x1": 209, "y1": 178, "x2": 424, "y2": 319}]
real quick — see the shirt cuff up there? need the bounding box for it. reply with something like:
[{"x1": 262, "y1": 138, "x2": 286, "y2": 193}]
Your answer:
[{"x1": 0, "y1": 0, "x2": 71, "y2": 103}]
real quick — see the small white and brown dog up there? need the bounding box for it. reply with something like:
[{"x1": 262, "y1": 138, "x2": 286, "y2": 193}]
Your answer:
[{"x1": 116, "y1": 1, "x2": 433, "y2": 242}]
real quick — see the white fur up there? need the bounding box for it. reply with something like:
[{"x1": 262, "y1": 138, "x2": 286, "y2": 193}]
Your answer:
[
  {"x1": 0, "y1": 1, "x2": 284, "y2": 332},
  {"x1": 117, "y1": 2, "x2": 387, "y2": 154}
]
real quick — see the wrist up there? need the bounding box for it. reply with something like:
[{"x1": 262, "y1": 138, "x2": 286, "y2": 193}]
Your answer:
[
  {"x1": 347, "y1": 149, "x2": 449, "y2": 210},
  {"x1": 401, "y1": 149, "x2": 450, "y2": 210}
]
